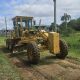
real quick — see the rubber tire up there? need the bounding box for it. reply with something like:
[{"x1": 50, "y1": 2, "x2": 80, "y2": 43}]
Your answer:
[
  {"x1": 8, "y1": 42, "x2": 14, "y2": 53},
  {"x1": 6, "y1": 41, "x2": 9, "y2": 49},
  {"x1": 56, "y1": 39, "x2": 68, "y2": 59},
  {"x1": 27, "y1": 42, "x2": 40, "y2": 64}
]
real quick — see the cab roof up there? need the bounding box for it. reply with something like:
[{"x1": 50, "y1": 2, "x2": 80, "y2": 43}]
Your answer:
[{"x1": 12, "y1": 16, "x2": 33, "y2": 21}]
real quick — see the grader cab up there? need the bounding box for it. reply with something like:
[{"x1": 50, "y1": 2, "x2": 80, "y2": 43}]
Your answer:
[{"x1": 6, "y1": 16, "x2": 68, "y2": 64}]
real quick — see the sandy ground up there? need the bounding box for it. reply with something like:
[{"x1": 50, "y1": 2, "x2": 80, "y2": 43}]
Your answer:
[{"x1": 6, "y1": 53, "x2": 80, "y2": 80}]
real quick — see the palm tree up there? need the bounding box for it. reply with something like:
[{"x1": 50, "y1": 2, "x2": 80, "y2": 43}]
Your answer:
[{"x1": 61, "y1": 13, "x2": 71, "y2": 29}]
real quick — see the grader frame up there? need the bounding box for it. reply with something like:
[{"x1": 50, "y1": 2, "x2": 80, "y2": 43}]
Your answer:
[{"x1": 6, "y1": 16, "x2": 68, "y2": 64}]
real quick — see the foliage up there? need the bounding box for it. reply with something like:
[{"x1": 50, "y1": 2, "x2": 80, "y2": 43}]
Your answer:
[
  {"x1": 0, "y1": 37, "x2": 23, "y2": 80},
  {"x1": 58, "y1": 14, "x2": 80, "y2": 36},
  {"x1": 49, "y1": 22, "x2": 59, "y2": 31},
  {"x1": 62, "y1": 32, "x2": 80, "y2": 58},
  {"x1": 49, "y1": 14, "x2": 80, "y2": 58},
  {"x1": 61, "y1": 13, "x2": 71, "y2": 22},
  {"x1": 59, "y1": 22, "x2": 75, "y2": 36},
  {"x1": 61, "y1": 13, "x2": 71, "y2": 30},
  {"x1": 68, "y1": 18, "x2": 80, "y2": 31},
  {"x1": 0, "y1": 37, "x2": 6, "y2": 46},
  {"x1": 0, "y1": 51, "x2": 23, "y2": 80}
]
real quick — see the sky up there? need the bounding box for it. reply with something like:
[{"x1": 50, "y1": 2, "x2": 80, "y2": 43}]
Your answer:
[{"x1": 0, "y1": 0, "x2": 80, "y2": 30}]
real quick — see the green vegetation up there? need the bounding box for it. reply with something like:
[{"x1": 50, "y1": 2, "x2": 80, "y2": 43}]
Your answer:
[
  {"x1": 0, "y1": 37, "x2": 6, "y2": 46},
  {"x1": 0, "y1": 31, "x2": 80, "y2": 79},
  {"x1": 0, "y1": 51, "x2": 23, "y2": 80},
  {"x1": 61, "y1": 13, "x2": 71, "y2": 30},
  {"x1": 0, "y1": 36, "x2": 23, "y2": 80},
  {"x1": 50, "y1": 13, "x2": 80, "y2": 58},
  {"x1": 62, "y1": 32, "x2": 80, "y2": 59}
]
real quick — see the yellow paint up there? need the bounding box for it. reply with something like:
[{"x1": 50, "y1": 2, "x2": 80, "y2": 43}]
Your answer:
[{"x1": 48, "y1": 32, "x2": 60, "y2": 54}]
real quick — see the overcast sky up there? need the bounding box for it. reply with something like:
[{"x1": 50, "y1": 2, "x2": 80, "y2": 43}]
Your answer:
[{"x1": 0, "y1": 0, "x2": 80, "y2": 30}]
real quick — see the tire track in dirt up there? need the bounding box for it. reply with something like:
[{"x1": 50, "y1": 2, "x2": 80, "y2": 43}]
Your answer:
[
  {"x1": 52, "y1": 57, "x2": 80, "y2": 70},
  {"x1": 9, "y1": 55, "x2": 80, "y2": 80},
  {"x1": 66, "y1": 56, "x2": 80, "y2": 65},
  {"x1": 0, "y1": 47, "x2": 55, "y2": 80},
  {"x1": 9, "y1": 56, "x2": 55, "y2": 80},
  {"x1": 2, "y1": 47, "x2": 80, "y2": 80},
  {"x1": 59, "y1": 57, "x2": 80, "y2": 69}
]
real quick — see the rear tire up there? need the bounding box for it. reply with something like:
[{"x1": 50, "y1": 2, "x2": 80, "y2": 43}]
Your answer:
[
  {"x1": 27, "y1": 42, "x2": 40, "y2": 64},
  {"x1": 6, "y1": 41, "x2": 9, "y2": 49},
  {"x1": 56, "y1": 39, "x2": 68, "y2": 59}
]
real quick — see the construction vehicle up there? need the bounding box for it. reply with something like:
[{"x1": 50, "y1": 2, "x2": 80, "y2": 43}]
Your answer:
[{"x1": 6, "y1": 16, "x2": 68, "y2": 64}]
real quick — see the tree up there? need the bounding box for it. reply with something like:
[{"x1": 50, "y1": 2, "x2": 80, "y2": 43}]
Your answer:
[
  {"x1": 61, "y1": 13, "x2": 71, "y2": 29},
  {"x1": 75, "y1": 18, "x2": 80, "y2": 30},
  {"x1": 68, "y1": 19, "x2": 76, "y2": 29},
  {"x1": 68, "y1": 18, "x2": 80, "y2": 31},
  {"x1": 49, "y1": 23, "x2": 59, "y2": 32}
]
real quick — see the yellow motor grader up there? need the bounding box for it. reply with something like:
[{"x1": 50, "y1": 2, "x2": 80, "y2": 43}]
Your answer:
[{"x1": 6, "y1": 16, "x2": 68, "y2": 64}]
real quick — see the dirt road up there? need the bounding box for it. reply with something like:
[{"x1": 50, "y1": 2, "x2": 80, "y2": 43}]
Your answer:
[{"x1": 6, "y1": 52, "x2": 80, "y2": 80}]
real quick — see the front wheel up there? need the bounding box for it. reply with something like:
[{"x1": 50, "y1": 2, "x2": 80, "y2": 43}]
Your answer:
[
  {"x1": 56, "y1": 39, "x2": 68, "y2": 59},
  {"x1": 27, "y1": 42, "x2": 40, "y2": 64}
]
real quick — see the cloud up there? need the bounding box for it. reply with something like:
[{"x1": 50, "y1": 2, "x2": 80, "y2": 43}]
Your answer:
[
  {"x1": 0, "y1": 16, "x2": 13, "y2": 30},
  {"x1": 0, "y1": 0, "x2": 80, "y2": 29},
  {"x1": 11, "y1": 0, "x2": 80, "y2": 23},
  {"x1": 0, "y1": 16, "x2": 6, "y2": 29},
  {"x1": 13, "y1": 4, "x2": 54, "y2": 17},
  {"x1": 56, "y1": 0, "x2": 80, "y2": 23},
  {"x1": 0, "y1": 16, "x2": 5, "y2": 24}
]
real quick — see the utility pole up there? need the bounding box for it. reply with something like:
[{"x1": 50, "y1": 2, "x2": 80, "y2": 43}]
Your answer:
[
  {"x1": 5, "y1": 17, "x2": 7, "y2": 37},
  {"x1": 53, "y1": 0, "x2": 57, "y2": 32}
]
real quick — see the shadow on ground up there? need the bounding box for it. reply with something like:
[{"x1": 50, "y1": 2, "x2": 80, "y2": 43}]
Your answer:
[
  {"x1": 1, "y1": 47, "x2": 10, "y2": 53},
  {"x1": 1, "y1": 47, "x2": 59, "y2": 67}
]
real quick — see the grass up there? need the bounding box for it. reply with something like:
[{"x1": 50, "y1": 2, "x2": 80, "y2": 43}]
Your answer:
[
  {"x1": 40, "y1": 32, "x2": 80, "y2": 60},
  {"x1": 0, "y1": 51, "x2": 23, "y2": 80},
  {"x1": 0, "y1": 32, "x2": 80, "y2": 79},
  {"x1": 0, "y1": 36, "x2": 6, "y2": 46},
  {"x1": 62, "y1": 32, "x2": 80, "y2": 59},
  {"x1": 0, "y1": 36, "x2": 23, "y2": 80}
]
